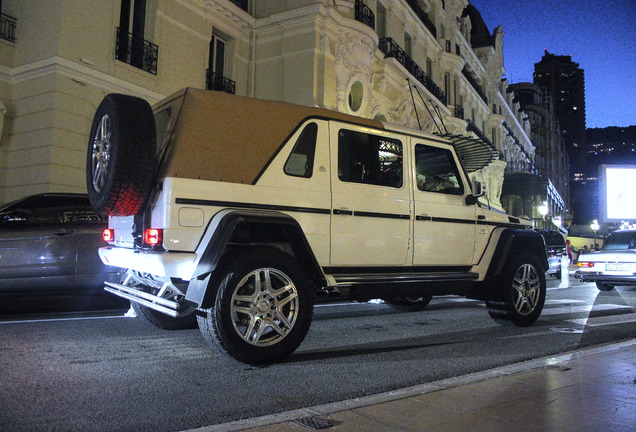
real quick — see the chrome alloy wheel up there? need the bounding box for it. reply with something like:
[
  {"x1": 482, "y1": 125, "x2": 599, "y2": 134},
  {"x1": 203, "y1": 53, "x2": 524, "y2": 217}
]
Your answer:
[
  {"x1": 230, "y1": 268, "x2": 299, "y2": 347},
  {"x1": 91, "y1": 114, "x2": 111, "y2": 193},
  {"x1": 511, "y1": 263, "x2": 541, "y2": 315}
]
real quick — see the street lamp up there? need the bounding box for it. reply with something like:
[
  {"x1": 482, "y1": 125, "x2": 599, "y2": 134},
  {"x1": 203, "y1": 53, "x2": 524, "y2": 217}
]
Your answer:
[
  {"x1": 538, "y1": 201, "x2": 548, "y2": 228},
  {"x1": 591, "y1": 219, "x2": 600, "y2": 250}
]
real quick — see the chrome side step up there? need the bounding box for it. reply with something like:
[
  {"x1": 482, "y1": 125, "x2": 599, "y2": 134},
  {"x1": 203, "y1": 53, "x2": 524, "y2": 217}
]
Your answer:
[{"x1": 105, "y1": 281, "x2": 181, "y2": 317}]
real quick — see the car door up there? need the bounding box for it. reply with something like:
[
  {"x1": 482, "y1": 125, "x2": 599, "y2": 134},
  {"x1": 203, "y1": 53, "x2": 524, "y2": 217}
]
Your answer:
[
  {"x1": 411, "y1": 141, "x2": 478, "y2": 266},
  {"x1": 329, "y1": 122, "x2": 411, "y2": 266},
  {"x1": 0, "y1": 196, "x2": 77, "y2": 291}
]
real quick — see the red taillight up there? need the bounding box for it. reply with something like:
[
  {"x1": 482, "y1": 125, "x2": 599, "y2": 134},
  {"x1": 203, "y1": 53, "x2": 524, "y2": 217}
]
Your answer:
[
  {"x1": 143, "y1": 228, "x2": 163, "y2": 246},
  {"x1": 102, "y1": 228, "x2": 114, "y2": 242},
  {"x1": 578, "y1": 261, "x2": 594, "y2": 268}
]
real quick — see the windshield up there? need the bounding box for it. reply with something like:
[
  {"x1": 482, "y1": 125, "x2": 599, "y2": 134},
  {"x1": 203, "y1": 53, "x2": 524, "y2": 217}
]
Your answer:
[{"x1": 603, "y1": 231, "x2": 636, "y2": 251}]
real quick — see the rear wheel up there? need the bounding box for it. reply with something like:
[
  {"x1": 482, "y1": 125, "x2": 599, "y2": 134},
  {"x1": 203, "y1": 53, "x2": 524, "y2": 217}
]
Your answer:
[
  {"x1": 385, "y1": 296, "x2": 432, "y2": 312},
  {"x1": 197, "y1": 247, "x2": 313, "y2": 365},
  {"x1": 596, "y1": 282, "x2": 614, "y2": 291},
  {"x1": 486, "y1": 254, "x2": 546, "y2": 327}
]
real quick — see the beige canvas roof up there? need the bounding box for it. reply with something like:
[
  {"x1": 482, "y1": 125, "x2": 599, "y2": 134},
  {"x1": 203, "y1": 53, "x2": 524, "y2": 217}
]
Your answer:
[{"x1": 159, "y1": 88, "x2": 384, "y2": 184}]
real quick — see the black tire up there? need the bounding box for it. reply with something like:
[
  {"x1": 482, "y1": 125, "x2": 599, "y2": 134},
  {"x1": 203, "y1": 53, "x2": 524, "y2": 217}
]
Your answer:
[
  {"x1": 596, "y1": 282, "x2": 614, "y2": 291},
  {"x1": 486, "y1": 254, "x2": 546, "y2": 327},
  {"x1": 86, "y1": 94, "x2": 156, "y2": 216},
  {"x1": 131, "y1": 302, "x2": 197, "y2": 330},
  {"x1": 386, "y1": 296, "x2": 432, "y2": 312},
  {"x1": 197, "y1": 247, "x2": 314, "y2": 365}
]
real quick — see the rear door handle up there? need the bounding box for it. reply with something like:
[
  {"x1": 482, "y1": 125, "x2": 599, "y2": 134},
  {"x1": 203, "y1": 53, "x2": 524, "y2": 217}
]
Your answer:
[{"x1": 333, "y1": 209, "x2": 353, "y2": 216}]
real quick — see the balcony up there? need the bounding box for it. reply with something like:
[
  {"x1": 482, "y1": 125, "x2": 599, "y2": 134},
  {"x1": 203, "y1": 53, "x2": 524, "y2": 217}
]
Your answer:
[
  {"x1": 461, "y1": 67, "x2": 488, "y2": 104},
  {"x1": 115, "y1": 27, "x2": 158, "y2": 75},
  {"x1": 354, "y1": 0, "x2": 375, "y2": 31},
  {"x1": 206, "y1": 70, "x2": 236, "y2": 94},
  {"x1": 405, "y1": 0, "x2": 436, "y2": 38},
  {"x1": 379, "y1": 37, "x2": 446, "y2": 105},
  {"x1": 0, "y1": 13, "x2": 16, "y2": 42},
  {"x1": 505, "y1": 159, "x2": 539, "y2": 175}
]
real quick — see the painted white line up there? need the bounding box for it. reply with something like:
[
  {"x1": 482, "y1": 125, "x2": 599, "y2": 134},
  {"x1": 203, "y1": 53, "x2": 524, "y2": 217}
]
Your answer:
[
  {"x1": 567, "y1": 312, "x2": 636, "y2": 327},
  {"x1": 0, "y1": 314, "x2": 130, "y2": 325},
  {"x1": 544, "y1": 299, "x2": 587, "y2": 305},
  {"x1": 541, "y1": 304, "x2": 632, "y2": 316}
]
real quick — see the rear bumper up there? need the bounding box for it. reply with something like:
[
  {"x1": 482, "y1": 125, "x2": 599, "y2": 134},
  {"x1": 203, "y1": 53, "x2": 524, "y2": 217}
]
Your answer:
[
  {"x1": 98, "y1": 246, "x2": 197, "y2": 280},
  {"x1": 578, "y1": 272, "x2": 636, "y2": 286}
]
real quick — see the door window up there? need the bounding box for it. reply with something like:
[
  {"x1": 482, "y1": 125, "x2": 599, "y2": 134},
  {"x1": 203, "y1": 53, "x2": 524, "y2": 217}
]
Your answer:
[
  {"x1": 337, "y1": 129, "x2": 403, "y2": 188},
  {"x1": 415, "y1": 144, "x2": 464, "y2": 195}
]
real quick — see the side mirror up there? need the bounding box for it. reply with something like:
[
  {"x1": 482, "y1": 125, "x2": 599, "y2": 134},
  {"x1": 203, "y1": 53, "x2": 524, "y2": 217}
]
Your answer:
[
  {"x1": 465, "y1": 180, "x2": 487, "y2": 205},
  {"x1": 472, "y1": 180, "x2": 487, "y2": 198}
]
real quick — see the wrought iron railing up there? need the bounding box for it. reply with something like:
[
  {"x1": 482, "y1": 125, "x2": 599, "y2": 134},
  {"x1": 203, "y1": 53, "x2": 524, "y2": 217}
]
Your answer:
[
  {"x1": 466, "y1": 120, "x2": 493, "y2": 148},
  {"x1": 354, "y1": 0, "x2": 375, "y2": 30},
  {"x1": 461, "y1": 68, "x2": 488, "y2": 104},
  {"x1": 229, "y1": 0, "x2": 248, "y2": 12},
  {"x1": 379, "y1": 37, "x2": 446, "y2": 105},
  {"x1": 206, "y1": 70, "x2": 236, "y2": 94},
  {"x1": 115, "y1": 27, "x2": 158, "y2": 75},
  {"x1": 0, "y1": 13, "x2": 17, "y2": 42},
  {"x1": 405, "y1": 0, "x2": 436, "y2": 38},
  {"x1": 505, "y1": 160, "x2": 538, "y2": 175}
]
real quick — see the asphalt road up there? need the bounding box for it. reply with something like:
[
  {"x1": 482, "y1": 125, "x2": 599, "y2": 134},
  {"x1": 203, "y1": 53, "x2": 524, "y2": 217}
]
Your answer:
[{"x1": 1, "y1": 277, "x2": 635, "y2": 432}]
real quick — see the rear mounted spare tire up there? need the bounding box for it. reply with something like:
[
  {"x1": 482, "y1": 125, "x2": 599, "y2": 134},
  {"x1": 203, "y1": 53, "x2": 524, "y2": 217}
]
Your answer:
[{"x1": 86, "y1": 94, "x2": 157, "y2": 216}]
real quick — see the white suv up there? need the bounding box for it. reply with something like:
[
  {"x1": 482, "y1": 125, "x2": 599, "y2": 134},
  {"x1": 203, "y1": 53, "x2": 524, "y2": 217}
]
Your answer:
[{"x1": 87, "y1": 88, "x2": 548, "y2": 364}]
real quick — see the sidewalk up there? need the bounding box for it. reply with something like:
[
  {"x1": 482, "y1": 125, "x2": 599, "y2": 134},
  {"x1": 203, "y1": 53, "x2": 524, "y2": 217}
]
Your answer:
[{"x1": 196, "y1": 339, "x2": 636, "y2": 432}]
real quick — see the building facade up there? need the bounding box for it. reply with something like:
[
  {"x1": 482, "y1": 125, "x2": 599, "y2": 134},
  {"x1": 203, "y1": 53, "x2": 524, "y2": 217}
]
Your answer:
[
  {"x1": 0, "y1": 0, "x2": 536, "y2": 209},
  {"x1": 501, "y1": 82, "x2": 569, "y2": 229}
]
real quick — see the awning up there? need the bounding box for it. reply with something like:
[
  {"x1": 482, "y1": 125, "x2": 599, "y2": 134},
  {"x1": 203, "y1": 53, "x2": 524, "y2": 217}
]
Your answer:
[{"x1": 435, "y1": 133, "x2": 498, "y2": 173}]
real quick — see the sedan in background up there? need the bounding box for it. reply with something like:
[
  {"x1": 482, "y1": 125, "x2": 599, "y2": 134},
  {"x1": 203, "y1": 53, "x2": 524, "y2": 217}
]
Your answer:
[
  {"x1": 0, "y1": 193, "x2": 122, "y2": 293},
  {"x1": 576, "y1": 229, "x2": 636, "y2": 291}
]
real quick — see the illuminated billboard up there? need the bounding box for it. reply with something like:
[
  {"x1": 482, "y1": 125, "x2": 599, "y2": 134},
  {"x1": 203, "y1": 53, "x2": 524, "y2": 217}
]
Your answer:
[{"x1": 600, "y1": 164, "x2": 636, "y2": 222}]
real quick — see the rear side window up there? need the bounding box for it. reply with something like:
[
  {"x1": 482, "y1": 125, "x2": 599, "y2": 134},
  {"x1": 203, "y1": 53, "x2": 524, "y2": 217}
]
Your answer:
[
  {"x1": 284, "y1": 122, "x2": 318, "y2": 178},
  {"x1": 415, "y1": 144, "x2": 464, "y2": 195},
  {"x1": 337, "y1": 129, "x2": 403, "y2": 188}
]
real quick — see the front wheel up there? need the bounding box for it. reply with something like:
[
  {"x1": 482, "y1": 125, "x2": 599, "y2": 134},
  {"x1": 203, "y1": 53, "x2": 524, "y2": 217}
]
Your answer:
[
  {"x1": 486, "y1": 255, "x2": 546, "y2": 327},
  {"x1": 197, "y1": 247, "x2": 314, "y2": 365}
]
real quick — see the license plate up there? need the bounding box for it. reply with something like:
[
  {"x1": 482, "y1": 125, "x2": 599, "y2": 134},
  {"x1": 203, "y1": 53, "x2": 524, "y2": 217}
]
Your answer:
[{"x1": 606, "y1": 263, "x2": 632, "y2": 272}]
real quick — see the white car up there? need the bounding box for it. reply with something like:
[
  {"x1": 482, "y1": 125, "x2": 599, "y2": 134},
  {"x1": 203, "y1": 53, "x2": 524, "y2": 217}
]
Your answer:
[
  {"x1": 576, "y1": 229, "x2": 636, "y2": 291},
  {"x1": 86, "y1": 89, "x2": 548, "y2": 364}
]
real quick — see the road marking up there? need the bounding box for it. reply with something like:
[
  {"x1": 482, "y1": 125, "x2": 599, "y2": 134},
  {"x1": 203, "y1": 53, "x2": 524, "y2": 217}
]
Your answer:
[
  {"x1": 541, "y1": 304, "x2": 632, "y2": 316},
  {"x1": 567, "y1": 313, "x2": 636, "y2": 327},
  {"x1": 544, "y1": 299, "x2": 587, "y2": 305},
  {"x1": 0, "y1": 314, "x2": 130, "y2": 325}
]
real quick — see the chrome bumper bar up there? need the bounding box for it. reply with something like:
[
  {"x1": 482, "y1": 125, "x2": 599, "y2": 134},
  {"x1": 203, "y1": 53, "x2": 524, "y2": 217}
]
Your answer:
[{"x1": 105, "y1": 281, "x2": 182, "y2": 317}]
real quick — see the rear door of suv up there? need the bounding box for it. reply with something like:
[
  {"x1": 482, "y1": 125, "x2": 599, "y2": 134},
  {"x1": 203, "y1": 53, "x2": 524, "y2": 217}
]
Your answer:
[{"x1": 329, "y1": 122, "x2": 411, "y2": 266}]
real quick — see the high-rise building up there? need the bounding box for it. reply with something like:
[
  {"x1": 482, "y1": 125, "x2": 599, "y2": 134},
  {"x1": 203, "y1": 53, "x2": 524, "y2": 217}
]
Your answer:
[
  {"x1": 533, "y1": 50, "x2": 586, "y2": 225},
  {"x1": 533, "y1": 50, "x2": 586, "y2": 176}
]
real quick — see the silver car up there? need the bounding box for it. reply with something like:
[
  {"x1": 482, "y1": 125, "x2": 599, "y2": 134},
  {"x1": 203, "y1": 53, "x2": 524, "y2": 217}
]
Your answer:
[
  {"x1": 576, "y1": 229, "x2": 636, "y2": 291},
  {"x1": 0, "y1": 193, "x2": 122, "y2": 292}
]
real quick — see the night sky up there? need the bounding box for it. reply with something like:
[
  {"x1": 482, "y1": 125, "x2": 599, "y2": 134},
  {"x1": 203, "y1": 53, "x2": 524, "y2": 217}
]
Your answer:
[{"x1": 470, "y1": 0, "x2": 635, "y2": 129}]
